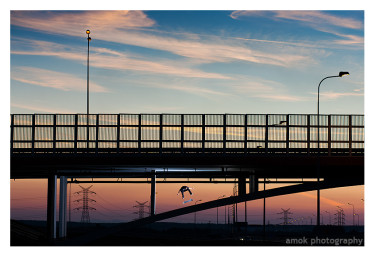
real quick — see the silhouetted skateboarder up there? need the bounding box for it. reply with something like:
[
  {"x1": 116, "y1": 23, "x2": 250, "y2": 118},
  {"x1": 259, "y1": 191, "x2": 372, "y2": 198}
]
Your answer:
[{"x1": 177, "y1": 186, "x2": 193, "y2": 199}]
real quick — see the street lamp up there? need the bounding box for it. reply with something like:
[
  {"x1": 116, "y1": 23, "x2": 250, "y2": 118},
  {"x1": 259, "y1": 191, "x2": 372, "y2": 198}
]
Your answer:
[
  {"x1": 194, "y1": 199, "x2": 202, "y2": 224},
  {"x1": 86, "y1": 29, "x2": 91, "y2": 116},
  {"x1": 217, "y1": 195, "x2": 225, "y2": 224},
  {"x1": 325, "y1": 210, "x2": 331, "y2": 225},
  {"x1": 316, "y1": 71, "x2": 349, "y2": 226},
  {"x1": 354, "y1": 213, "x2": 359, "y2": 226},
  {"x1": 86, "y1": 30, "x2": 92, "y2": 149},
  {"x1": 318, "y1": 71, "x2": 349, "y2": 124},
  {"x1": 348, "y1": 202, "x2": 355, "y2": 226}
]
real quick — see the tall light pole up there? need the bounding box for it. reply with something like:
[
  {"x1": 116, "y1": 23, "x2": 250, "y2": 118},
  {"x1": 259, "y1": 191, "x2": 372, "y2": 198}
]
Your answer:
[
  {"x1": 325, "y1": 210, "x2": 331, "y2": 225},
  {"x1": 354, "y1": 213, "x2": 359, "y2": 226},
  {"x1": 86, "y1": 30, "x2": 91, "y2": 149},
  {"x1": 86, "y1": 29, "x2": 91, "y2": 117},
  {"x1": 348, "y1": 202, "x2": 355, "y2": 226},
  {"x1": 217, "y1": 195, "x2": 225, "y2": 224},
  {"x1": 194, "y1": 199, "x2": 202, "y2": 224},
  {"x1": 316, "y1": 71, "x2": 349, "y2": 226}
]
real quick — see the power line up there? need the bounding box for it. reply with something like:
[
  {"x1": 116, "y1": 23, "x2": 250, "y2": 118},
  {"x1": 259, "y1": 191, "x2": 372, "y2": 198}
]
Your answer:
[
  {"x1": 11, "y1": 197, "x2": 47, "y2": 200},
  {"x1": 94, "y1": 193, "x2": 134, "y2": 212},
  {"x1": 93, "y1": 202, "x2": 133, "y2": 217}
]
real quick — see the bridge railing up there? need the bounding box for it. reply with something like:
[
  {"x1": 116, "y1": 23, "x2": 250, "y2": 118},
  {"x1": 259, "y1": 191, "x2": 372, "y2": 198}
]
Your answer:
[{"x1": 10, "y1": 114, "x2": 364, "y2": 155}]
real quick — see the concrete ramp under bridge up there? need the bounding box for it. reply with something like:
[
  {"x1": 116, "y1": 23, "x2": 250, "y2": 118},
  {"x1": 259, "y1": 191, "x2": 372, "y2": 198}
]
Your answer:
[{"x1": 126, "y1": 178, "x2": 362, "y2": 227}]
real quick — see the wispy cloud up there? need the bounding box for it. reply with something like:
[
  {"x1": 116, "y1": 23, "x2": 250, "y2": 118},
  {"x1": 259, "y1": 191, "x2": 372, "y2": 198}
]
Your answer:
[
  {"x1": 12, "y1": 37, "x2": 308, "y2": 101},
  {"x1": 11, "y1": 102, "x2": 74, "y2": 114},
  {"x1": 330, "y1": 32, "x2": 364, "y2": 46},
  {"x1": 232, "y1": 79, "x2": 308, "y2": 102},
  {"x1": 97, "y1": 30, "x2": 310, "y2": 67},
  {"x1": 319, "y1": 91, "x2": 364, "y2": 100},
  {"x1": 300, "y1": 192, "x2": 344, "y2": 207},
  {"x1": 230, "y1": 10, "x2": 363, "y2": 30},
  {"x1": 89, "y1": 50, "x2": 231, "y2": 79},
  {"x1": 11, "y1": 66, "x2": 108, "y2": 92},
  {"x1": 11, "y1": 38, "x2": 230, "y2": 79},
  {"x1": 230, "y1": 11, "x2": 363, "y2": 47},
  {"x1": 11, "y1": 11, "x2": 155, "y2": 35},
  {"x1": 272, "y1": 11, "x2": 363, "y2": 30},
  {"x1": 128, "y1": 74, "x2": 305, "y2": 101},
  {"x1": 10, "y1": 39, "x2": 316, "y2": 103},
  {"x1": 124, "y1": 77, "x2": 232, "y2": 99},
  {"x1": 144, "y1": 82, "x2": 232, "y2": 98},
  {"x1": 11, "y1": 38, "x2": 85, "y2": 61},
  {"x1": 11, "y1": 11, "x2": 314, "y2": 68}
]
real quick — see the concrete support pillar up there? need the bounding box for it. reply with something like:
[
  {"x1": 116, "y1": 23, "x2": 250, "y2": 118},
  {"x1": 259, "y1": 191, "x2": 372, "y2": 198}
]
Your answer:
[
  {"x1": 47, "y1": 174, "x2": 57, "y2": 240},
  {"x1": 238, "y1": 176, "x2": 246, "y2": 196},
  {"x1": 249, "y1": 174, "x2": 259, "y2": 194},
  {"x1": 150, "y1": 170, "x2": 156, "y2": 216},
  {"x1": 59, "y1": 176, "x2": 67, "y2": 238}
]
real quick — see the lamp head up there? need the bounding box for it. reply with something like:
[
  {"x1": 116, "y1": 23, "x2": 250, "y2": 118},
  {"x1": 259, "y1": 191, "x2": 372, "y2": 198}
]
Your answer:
[
  {"x1": 339, "y1": 71, "x2": 349, "y2": 77},
  {"x1": 86, "y1": 30, "x2": 90, "y2": 35}
]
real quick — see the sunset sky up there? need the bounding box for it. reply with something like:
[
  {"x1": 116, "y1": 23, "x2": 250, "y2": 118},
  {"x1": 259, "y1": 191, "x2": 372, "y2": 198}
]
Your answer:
[
  {"x1": 10, "y1": 9, "x2": 364, "y2": 114},
  {"x1": 10, "y1": 179, "x2": 364, "y2": 225}
]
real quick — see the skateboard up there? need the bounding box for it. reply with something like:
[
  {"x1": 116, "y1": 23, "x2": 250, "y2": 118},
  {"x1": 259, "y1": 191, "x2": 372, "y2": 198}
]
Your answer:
[{"x1": 183, "y1": 198, "x2": 193, "y2": 204}]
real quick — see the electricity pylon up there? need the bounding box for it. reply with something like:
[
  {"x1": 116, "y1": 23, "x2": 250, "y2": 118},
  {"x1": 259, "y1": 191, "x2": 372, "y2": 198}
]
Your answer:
[
  {"x1": 334, "y1": 207, "x2": 345, "y2": 226},
  {"x1": 133, "y1": 201, "x2": 149, "y2": 219},
  {"x1": 74, "y1": 185, "x2": 96, "y2": 223},
  {"x1": 277, "y1": 208, "x2": 293, "y2": 225}
]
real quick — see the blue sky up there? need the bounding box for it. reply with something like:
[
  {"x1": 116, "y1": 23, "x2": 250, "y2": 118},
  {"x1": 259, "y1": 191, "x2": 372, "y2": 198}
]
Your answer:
[{"x1": 10, "y1": 9, "x2": 364, "y2": 114}]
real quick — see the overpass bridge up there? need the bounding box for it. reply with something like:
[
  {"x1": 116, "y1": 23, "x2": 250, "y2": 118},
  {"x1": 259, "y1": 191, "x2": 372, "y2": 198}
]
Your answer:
[{"x1": 10, "y1": 113, "x2": 364, "y2": 242}]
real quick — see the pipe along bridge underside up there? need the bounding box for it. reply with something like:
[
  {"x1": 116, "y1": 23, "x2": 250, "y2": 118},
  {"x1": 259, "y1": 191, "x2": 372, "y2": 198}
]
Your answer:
[{"x1": 10, "y1": 113, "x2": 364, "y2": 243}]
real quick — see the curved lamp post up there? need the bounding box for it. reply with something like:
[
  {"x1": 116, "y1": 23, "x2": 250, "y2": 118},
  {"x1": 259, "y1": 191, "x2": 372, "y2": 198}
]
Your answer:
[
  {"x1": 317, "y1": 72, "x2": 349, "y2": 122},
  {"x1": 316, "y1": 71, "x2": 349, "y2": 226}
]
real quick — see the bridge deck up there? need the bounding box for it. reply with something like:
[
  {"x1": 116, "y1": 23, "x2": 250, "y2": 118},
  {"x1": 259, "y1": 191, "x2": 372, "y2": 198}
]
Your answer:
[
  {"x1": 11, "y1": 113, "x2": 364, "y2": 179},
  {"x1": 11, "y1": 113, "x2": 364, "y2": 153}
]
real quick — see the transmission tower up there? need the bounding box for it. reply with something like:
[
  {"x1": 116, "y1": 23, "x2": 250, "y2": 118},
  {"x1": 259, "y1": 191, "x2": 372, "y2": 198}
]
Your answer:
[
  {"x1": 277, "y1": 208, "x2": 293, "y2": 225},
  {"x1": 133, "y1": 201, "x2": 149, "y2": 219},
  {"x1": 334, "y1": 207, "x2": 345, "y2": 226},
  {"x1": 74, "y1": 185, "x2": 96, "y2": 223}
]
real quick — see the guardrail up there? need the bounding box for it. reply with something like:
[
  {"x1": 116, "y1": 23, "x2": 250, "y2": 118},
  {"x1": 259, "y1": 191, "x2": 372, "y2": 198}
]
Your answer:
[{"x1": 10, "y1": 114, "x2": 364, "y2": 155}]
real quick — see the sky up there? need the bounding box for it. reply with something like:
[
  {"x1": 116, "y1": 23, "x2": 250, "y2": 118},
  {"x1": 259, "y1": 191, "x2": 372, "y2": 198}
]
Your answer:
[{"x1": 10, "y1": 9, "x2": 364, "y2": 115}]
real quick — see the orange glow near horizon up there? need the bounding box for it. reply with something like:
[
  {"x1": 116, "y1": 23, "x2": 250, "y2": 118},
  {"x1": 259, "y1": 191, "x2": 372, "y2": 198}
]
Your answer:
[{"x1": 10, "y1": 179, "x2": 364, "y2": 225}]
